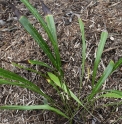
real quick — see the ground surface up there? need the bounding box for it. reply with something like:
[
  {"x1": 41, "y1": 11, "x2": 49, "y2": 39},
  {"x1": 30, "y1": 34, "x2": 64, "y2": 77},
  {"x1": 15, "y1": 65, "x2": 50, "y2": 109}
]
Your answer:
[{"x1": 0, "y1": 0, "x2": 122, "y2": 124}]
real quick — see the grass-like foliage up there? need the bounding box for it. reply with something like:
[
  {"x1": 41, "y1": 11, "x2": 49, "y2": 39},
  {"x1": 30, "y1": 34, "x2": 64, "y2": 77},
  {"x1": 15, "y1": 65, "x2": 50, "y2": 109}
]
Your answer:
[{"x1": 0, "y1": 0, "x2": 122, "y2": 123}]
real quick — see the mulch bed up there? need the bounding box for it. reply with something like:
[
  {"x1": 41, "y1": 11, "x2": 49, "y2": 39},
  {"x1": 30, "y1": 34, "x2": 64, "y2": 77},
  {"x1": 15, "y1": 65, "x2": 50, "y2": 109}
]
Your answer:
[{"x1": 0, "y1": 0, "x2": 122, "y2": 123}]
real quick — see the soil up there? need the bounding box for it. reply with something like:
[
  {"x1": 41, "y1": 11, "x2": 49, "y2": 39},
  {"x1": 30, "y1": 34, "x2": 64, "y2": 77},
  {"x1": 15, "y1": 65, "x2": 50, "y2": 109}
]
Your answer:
[{"x1": 0, "y1": 0, "x2": 122, "y2": 124}]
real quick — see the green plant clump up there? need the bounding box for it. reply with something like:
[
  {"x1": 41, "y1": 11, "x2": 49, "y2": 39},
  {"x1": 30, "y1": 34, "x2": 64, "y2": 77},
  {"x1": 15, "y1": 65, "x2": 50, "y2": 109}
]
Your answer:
[{"x1": 0, "y1": 0, "x2": 122, "y2": 123}]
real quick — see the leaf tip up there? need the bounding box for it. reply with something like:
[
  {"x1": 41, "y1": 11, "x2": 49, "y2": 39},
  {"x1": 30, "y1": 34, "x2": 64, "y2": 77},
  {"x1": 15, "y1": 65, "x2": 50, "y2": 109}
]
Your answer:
[
  {"x1": 8, "y1": 2, "x2": 22, "y2": 19},
  {"x1": 40, "y1": 1, "x2": 51, "y2": 16},
  {"x1": 102, "y1": 29, "x2": 108, "y2": 33}
]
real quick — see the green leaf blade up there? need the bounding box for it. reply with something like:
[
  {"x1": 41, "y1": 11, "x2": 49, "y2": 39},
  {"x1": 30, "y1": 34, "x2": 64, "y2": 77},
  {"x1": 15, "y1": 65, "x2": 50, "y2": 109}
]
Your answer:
[
  {"x1": 88, "y1": 60, "x2": 114, "y2": 101},
  {"x1": 92, "y1": 30, "x2": 108, "y2": 87},
  {"x1": 28, "y1": 60, "x2": 53, "y2": 70},
  {"x1": 47, "y1": 72, "x2": 62, "y2": 87},
  {"x1": 12, "y1": 62, "x2": 46, "y2": 77},
  {"x1": 0, "y1": 68, "x2": 30, "y2": 85},
  {"x1": 100, "y1": 93, "x2": 122, "y2": 98},
  {"x1": 0, "y1": 104, "x2": 69, "y2": 119},
  {"x1": 113, "y1": 58, "x2": 122, "y2": 71},
  {"x1": 78, "y1": 16, "x2": 86, "y2": 87},
  {"x1": 20, "y1": 0, "x2": 48, "y2": 32},
  {"x1": 0, "y1": 68, "x2": 52, "y2": 101},
  {"x1": 19, "y1": 16, "x2": 57, "y2": 69},
  {"x1": 47, "y1": 72, "x2": 84, "y2": 106},
  {"x1": 100, "y1": 90, "x2": 122, "y2": 99},
  {"x1": 20, "y1": 0, "x2": 61, "y2": 72},
  {"x1": 45, "y1": 15, "x2": 62, "y2": 74}
]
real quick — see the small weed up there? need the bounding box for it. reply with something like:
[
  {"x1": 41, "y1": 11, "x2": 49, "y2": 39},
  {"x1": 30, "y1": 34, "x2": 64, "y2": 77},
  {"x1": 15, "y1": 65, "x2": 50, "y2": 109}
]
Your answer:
[{"x1": 0, "y1": 0, "x2": 122, "y2": 123}]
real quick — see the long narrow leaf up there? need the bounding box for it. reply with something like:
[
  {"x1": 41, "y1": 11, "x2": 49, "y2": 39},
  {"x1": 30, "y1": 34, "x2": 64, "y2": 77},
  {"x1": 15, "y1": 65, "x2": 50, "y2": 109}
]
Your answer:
[
  {"x1": 9, "y1": 2, "x2": 57, "y2": 68},
  {"x1": 99, "y1": 90, "x2": 122, "y2": 98},
  {"x1": 19, "y1": 16, "x2": 57, "y2": 68},
  {"x1": 78, "y1": 16, "x2": 86, "y2": 87},
  {"x1": 0, "y1": 68, "x2": 53, "y2": 101},
  {"x1": 0, "y1": 79, "x2": 38, "y2": 92},
  {"x1": 113, "y1": 58, "x2": 122, "y2": 71},
  {"x1": 0, "y1": 68, "x2": 40, "y2": 92},
  {"x1": 12, "y1": 62, "x2": 47, "y2": 78},
  {"x1": 102, "y1": 101, "x2": 122, "y2": 107},
  {"x1": 100, "y1": 93, "x2": 122, "y2": 98},
  {"x1": 47, "y1": 72, "x2": 84, "y2": 106},
  {"x1": 45, "y1": 15, "x2": 57, "y2": 43},
  {"x1": 45, "y1": 14, "x2": 61, "y2": 74},
  {"x1": 0, "y1": 78, "x2": 52, "y2": 102},
  {"x1": 20, "y1": 0, "x2": 54, "y2": 42},
  {"x1": 28, "y1": 60, "x2": 53, "y2": 70},
  {"x1": 0, "y1": 104, "x2": 68, "y2": 119},
  {"x1": 41, "y1": 1, "x2": 62, "y2": 75},
  {"x1": 92, "y1": 30, "x2": 108, "y2": 87},
  {"x1": 0, "y1": 79, "x2": 46, "y2": 97},
  {"x1": 0, "y1": 68, "x2": 34, "y2": 86},
  {"x1": 88, "y1": 60, "x2": 114, "y2": 101},
  {"x1": 20, "y1": 0, "x2": 61, "y2": 71},
  {"x1": 47, "y1": 72, "x2": 94, "y2": 117}
]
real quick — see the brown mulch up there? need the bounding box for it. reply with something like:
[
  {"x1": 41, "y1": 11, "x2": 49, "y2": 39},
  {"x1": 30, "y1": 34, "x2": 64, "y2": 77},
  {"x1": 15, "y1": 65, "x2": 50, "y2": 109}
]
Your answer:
[{"x1": 0, "y1": 0, "x2": 122, "y2": 123}]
